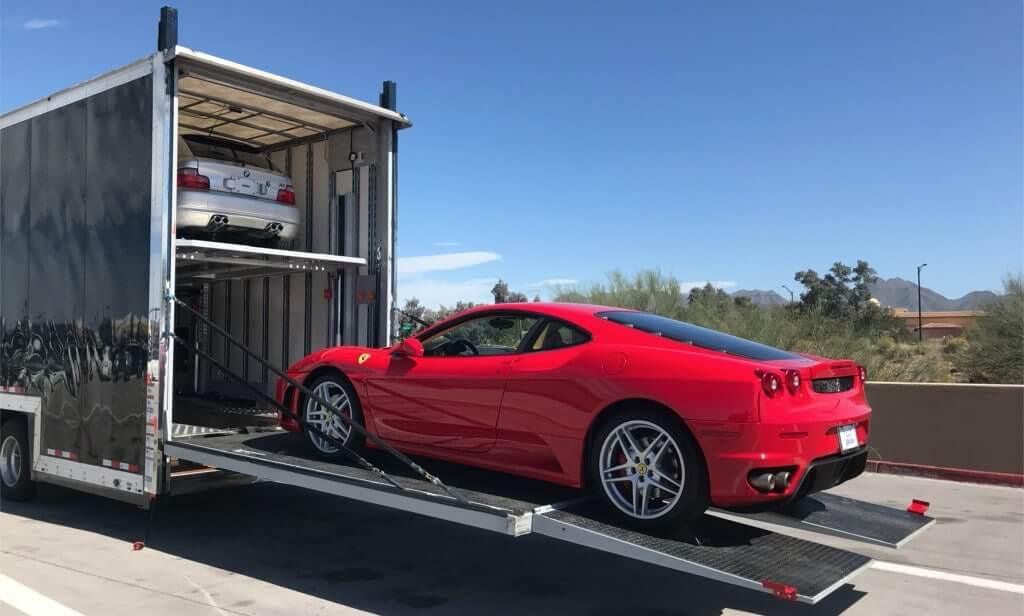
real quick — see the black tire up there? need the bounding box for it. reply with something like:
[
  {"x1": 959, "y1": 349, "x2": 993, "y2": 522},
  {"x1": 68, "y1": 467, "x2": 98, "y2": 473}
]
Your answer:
[
  {"x1": 300, "y1": 373, "x2": 365, "y2": 460},
  {"x1": 589, "y1": 408, "x2": 708, "y2": 531},
  {"x1": 1, "y1": 417, "x2": 36, "y2": 502}
]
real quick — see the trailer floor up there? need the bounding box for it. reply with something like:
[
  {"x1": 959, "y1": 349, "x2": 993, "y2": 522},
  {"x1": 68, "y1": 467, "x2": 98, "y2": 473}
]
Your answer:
[{"x1": 1, "y1": 473, "x2": 1021, "y2": 616}]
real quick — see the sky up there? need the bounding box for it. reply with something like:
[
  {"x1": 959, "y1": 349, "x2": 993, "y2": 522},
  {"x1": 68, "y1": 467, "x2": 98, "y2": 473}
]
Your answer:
[{"x1": 2, "y1": 1, "x2": 1021, "y2": 308}]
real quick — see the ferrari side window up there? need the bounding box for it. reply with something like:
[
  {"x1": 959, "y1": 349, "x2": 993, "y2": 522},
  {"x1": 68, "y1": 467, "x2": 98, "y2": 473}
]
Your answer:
[
  {"x1": 422, "y1": 314, "x2": 538, "y2": 357},
  {"x1": 530, "y1": 321, "x2": 590, "y2": 352}
]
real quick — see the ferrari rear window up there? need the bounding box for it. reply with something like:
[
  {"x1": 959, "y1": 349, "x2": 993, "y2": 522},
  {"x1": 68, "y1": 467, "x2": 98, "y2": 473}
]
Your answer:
[{"x1": 597, "y1": 311, "x2": 801, "y2": 361}]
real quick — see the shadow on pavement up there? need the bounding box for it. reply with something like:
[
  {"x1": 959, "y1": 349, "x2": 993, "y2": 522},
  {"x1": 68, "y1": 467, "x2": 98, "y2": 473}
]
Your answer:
[{"x1": 4, "y1": 481, "x2": 867, "y2": 615}]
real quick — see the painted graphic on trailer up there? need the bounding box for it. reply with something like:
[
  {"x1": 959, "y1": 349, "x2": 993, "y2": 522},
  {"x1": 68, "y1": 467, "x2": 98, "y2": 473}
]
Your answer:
[{"x1": 0, "y1": 75, "x2": 153, "y2": 472}]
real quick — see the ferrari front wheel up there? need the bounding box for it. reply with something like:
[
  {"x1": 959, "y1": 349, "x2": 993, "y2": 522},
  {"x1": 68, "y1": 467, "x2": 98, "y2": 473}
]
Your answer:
[
  {"x1": 302, "y1": 373, "x2": 364, "y2": 460},
  {"x1": 590, "y1": 410, "x2": 708, "y2": 530}
]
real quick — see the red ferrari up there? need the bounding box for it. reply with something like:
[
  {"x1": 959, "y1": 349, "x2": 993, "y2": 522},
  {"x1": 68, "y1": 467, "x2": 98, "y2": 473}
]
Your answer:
[{"x1": 277, "y1": 303, "x2": 870, "y2": 529}]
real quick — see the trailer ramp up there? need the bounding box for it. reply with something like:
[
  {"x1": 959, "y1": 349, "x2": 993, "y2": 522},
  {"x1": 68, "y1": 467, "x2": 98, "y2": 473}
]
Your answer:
[
  {"x1": 165, "y1": 431, "x2": 544, "y2": 536},
  {"x1": 712, "y1": 492, "x2": 936, "y2": 549},
  {"x1": 167, "y1": 430, "x2": 876, "y2": 604},
  {"x1": 532, "y1": 500, "x2": 871, "y2": 604}
]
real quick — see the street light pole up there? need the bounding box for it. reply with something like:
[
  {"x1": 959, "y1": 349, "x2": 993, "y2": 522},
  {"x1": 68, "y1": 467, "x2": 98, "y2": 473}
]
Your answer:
[
  {"x1": 916, "y1": 263, "x2": 927, "y2": 342},
  {"x1": 781, "y1": 285, "x2": 795, "y2": 304}
]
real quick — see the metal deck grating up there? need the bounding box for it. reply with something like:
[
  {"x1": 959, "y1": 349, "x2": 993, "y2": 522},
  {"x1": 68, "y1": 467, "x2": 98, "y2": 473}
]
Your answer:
[{"x1": 537, "y1": 502, "x2": 872, "y2": 603}]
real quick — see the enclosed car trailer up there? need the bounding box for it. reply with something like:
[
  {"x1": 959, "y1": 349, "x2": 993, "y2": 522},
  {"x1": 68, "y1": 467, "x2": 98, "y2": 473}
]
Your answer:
[{"x1": 1, "y1": 7, "x2": 933, "y2": 605}]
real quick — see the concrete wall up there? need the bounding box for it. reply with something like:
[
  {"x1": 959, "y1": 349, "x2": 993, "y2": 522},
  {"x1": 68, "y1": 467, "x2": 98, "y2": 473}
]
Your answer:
[{"x1": 865, "y1": 382, "x2": 1024, "y2": 474}]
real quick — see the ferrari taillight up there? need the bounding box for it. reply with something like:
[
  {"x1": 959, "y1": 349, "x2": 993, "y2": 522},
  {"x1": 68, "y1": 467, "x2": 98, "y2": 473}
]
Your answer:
[
  {"x1": 784, "y1": 369, "x2": 801, "y2": 394},
  {"x1": 859, "y1": 365, "x2": 868, "y2": 383},
  {"x1": 758, "y1": 371, "x2": 782, "y2": 397}
]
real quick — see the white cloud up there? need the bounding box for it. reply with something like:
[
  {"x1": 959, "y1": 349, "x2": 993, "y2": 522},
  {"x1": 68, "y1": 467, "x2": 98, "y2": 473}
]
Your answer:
[
  {"x1": 431, "y1": 241, "x2": 461, "y2": 248},
  {"x1": 678, "y1": 280, "x2": 737, "y2": 291},
  {"x1": 399, "y1": 251, "x2": 501, "y2": 275},
  {"x1": 529, "y1": 278, "x2": 578, "y2": 287},
  {"x1": 23, "y1": 18, "x2": 62, "y2": 30},
  {"x1": 398, "y1": 277, "x2": 497, "y2": 309}
]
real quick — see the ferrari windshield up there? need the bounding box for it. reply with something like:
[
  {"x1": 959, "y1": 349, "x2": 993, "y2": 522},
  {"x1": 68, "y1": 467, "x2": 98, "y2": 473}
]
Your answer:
[{"x1": 598, "y1": 311, "x2": 801, "y2": 361}]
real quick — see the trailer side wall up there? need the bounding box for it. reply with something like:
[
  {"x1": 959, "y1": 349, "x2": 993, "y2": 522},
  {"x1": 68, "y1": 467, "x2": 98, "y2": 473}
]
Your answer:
[{"x1": 0, "y1": 75, "x2": 154, "y2": 475}]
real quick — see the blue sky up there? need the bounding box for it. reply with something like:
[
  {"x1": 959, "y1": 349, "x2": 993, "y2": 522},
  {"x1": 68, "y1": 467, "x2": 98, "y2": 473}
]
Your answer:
[{"x1": 2, "y1": 1, "x2": 1021, "y2": 308}]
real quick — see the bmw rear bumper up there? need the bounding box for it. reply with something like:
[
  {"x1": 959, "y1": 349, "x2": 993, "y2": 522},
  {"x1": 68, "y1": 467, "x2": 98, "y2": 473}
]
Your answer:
[{"x1": 177, "y1": 189, "x2": 300, "y2": 240}]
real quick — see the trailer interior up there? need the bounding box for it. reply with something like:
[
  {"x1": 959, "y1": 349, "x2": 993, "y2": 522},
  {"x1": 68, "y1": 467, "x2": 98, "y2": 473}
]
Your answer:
[{"x1": 166, "y1": 48, "x2": 405, "y2": 441}]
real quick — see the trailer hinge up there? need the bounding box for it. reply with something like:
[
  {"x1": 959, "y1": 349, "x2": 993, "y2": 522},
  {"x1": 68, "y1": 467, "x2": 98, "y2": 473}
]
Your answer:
[
  {"x1": 907, "y1": 499, "x2": 930, "y2": 515},
  {"x1": 762, "y1": 580, "x2": 798, "y2": 601}
]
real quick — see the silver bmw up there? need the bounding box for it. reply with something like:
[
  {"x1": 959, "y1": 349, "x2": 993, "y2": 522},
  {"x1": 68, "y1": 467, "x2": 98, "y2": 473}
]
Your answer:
[{"x1": 177, "y1": 134, "x2": 299, "y2": 245}]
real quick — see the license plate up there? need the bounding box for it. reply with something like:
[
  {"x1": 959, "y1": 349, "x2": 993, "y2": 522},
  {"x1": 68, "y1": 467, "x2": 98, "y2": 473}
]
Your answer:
[{"x1": 838, "y1": 424, "x2": 859, "y2": 452}]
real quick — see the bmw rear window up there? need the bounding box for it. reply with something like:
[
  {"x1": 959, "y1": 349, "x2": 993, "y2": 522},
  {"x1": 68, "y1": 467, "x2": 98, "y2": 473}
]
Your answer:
[{"x1": 597, "y1": 311, "x2": 801, "y2": 361}]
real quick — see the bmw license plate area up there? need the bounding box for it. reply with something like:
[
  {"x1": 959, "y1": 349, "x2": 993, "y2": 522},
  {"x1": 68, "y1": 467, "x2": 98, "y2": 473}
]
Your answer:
[{"x1": 838, "y1": 424, "x2": 859, "y2": 452}]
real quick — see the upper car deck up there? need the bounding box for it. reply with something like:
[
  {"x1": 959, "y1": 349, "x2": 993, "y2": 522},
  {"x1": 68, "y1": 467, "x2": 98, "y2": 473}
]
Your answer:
[{"x1": 163, "y1": 428, "x2": 908, "y2": 604}]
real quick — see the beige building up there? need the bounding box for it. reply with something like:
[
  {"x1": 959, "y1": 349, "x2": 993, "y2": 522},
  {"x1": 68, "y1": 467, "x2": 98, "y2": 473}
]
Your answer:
[{"x1": 891, "y1": 308, "x2": 984, "y2": 340}]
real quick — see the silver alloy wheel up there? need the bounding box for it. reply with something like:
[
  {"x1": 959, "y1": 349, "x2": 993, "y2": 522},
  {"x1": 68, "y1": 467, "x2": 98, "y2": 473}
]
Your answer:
[
  {"x1": 598, "y1": 419, "x2": 686, "y2": 519},
  {"x1": 304, "y1": 381, "x2": 353, "y2": 455},
  {"x1": 1, "y1": 435, "x2": 22, "y2": 489}
]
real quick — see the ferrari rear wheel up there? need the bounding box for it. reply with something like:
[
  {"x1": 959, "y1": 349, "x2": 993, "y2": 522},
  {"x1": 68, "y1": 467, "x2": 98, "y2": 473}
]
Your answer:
[
  {"x1": 302, "y1": 373, "x2": 364, "y2": 460},
  {"x1": 591, "y1": 409, "x2": 708, "y2": 530}
]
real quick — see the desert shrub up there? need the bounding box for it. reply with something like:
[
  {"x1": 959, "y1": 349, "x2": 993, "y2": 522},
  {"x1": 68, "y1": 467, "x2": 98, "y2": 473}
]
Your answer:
[{"x1": 954, "y1": 276, "x2": 1024, "y2": 384}]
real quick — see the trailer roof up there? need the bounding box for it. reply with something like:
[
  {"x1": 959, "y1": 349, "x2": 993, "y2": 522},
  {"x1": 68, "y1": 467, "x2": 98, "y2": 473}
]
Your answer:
[
  {"x1": 1, "y1": 48, "x2": 411, "y2": 142},
  {"x1": 172, "y1": 47, "x2": 410, "y2": 149}
]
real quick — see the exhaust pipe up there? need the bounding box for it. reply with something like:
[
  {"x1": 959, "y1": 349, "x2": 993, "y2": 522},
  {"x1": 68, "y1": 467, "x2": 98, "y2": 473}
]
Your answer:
[
  {"x1": 773, "y1": 471, "x2": 792, "y2": 491},
  {"x1": 263, "y1": 222, "x2": 283, "y2": 237},
  {"x1": 207, "y1": 214, "x2": 229, "y2": 230},
  {"x1": 748, "y1": 472, "x2": 776, "y2": 493}
]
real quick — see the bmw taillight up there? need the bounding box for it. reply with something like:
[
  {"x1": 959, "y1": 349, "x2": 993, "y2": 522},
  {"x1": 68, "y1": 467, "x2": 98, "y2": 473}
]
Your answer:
[
  {"x1": 276, "y1": 185, "x2": 296, "y2": 205},
  {"x1": 177, "y1": 167, "x2": 210, "y2": 190},
  {"x1": 784, "y1": 369, "x2": 801, "y2": 394}
]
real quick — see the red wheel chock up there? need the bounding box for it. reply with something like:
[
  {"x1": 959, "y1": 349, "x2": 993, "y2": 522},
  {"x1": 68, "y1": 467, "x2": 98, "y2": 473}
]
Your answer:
[
  {"x1": 132, "y1": 541, "x2": 145, "y2": 551},
  {"x1": 907, "y1": 499, "x2": 930, "y2": 515},
  {"x1": 762, "y1": 579, "x2": 798, "y2": 600}
]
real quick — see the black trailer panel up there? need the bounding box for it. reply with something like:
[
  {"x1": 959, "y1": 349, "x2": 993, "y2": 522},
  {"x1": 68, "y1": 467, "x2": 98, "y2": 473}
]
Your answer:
[
  {"x1": 714, "y1": 492, "x2": 936, "y2": 549},
  {"x1": 533, "y1": 501, "x2": 872, "y2": 604},
  {"x1": 1, "y1": 72, "x2": 155, "y2": 501}
]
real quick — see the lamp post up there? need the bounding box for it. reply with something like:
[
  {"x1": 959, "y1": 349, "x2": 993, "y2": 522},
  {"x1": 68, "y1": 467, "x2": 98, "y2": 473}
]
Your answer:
[
  {"x1": 916, "y1": 263, "x2": 927, "y2": 342},
  {"x1": 781, "y1": 285, "x2": 795, "y2": 304}
]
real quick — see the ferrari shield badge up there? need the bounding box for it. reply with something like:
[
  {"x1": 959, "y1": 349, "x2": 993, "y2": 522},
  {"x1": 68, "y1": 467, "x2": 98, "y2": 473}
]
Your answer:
[{"x1": 358, "y1": 353, "x2": 371, "y2": 365}]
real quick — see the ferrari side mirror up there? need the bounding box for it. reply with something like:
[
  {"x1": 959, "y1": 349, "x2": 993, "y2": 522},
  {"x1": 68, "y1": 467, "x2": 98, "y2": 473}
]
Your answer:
[{"x1": 396, "y1": 337, "x2": 424, "y2": 358}]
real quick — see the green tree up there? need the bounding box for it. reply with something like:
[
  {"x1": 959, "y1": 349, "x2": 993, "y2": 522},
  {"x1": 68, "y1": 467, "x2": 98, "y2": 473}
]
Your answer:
[
  {"x1": 491, "y1": 279, "x2": 510, "y2": 304},
  {"x1": 794, "y1": 260, "x2": 896, "y2": 329},
  {"x1": 955, "y1": 276, "x2": 1024, "y2": 384}
]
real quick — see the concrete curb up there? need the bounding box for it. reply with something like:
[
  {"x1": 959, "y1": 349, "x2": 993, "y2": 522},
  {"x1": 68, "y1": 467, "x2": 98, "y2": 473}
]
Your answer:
[{"x1": 867, "y1": 460, "x2": 1024, "y2": 488}]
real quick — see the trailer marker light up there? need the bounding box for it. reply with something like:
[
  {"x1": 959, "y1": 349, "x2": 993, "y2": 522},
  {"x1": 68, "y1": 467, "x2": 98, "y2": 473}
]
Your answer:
[
  {"x1": 907, "y1": 499, "x2": 930, "y2": 515},
  {"x1": 762, "y1": 580, "x2": 798, "y2": 600}
]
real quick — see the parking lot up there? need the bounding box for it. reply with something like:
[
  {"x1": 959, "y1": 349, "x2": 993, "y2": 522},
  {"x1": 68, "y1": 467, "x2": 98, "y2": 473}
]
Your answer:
[{"x1": 1, "y1": 472, "x2": 1022, "y2": 615}]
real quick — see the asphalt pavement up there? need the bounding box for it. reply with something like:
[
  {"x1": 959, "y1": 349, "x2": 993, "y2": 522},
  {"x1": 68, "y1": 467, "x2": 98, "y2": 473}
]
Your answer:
[{"x1": 1, "y1": 472, "x2": 1022, "y2": 615}]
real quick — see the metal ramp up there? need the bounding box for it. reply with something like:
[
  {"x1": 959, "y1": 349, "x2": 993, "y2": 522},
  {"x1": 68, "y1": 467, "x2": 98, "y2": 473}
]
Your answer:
[
  {"x1": 165, "y1": 429, "x2": 889, "y2": 604},
  {"x1": 165, "y1": 431, "x2": 537, "y2": 536},
  {"x1": 532, "y1": 500, "x2": 872, "y2": 604},
  {"x1": 712, "y1": 492, "x2": 936, "y2": 549}
]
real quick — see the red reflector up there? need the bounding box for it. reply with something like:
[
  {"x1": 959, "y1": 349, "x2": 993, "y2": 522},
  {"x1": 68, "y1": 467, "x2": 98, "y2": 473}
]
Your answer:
[
  {"x1": 907, "y1": 499, "x2": 930, "y2": 515},
  {"x1": 762, "y1": 579, "x2": 798, "y2": 600},
  {"x1": 177, "y1": 168, "x2": 210, "y2": 190},
  {"x1": 276, "y1": 185, "x2": 295, "y2": 205}
]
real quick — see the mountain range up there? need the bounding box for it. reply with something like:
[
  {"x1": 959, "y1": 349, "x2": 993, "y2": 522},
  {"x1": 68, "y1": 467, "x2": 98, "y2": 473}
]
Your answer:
[{"x1": 731, "y1": 278, "x2": 999, "y2": 311}]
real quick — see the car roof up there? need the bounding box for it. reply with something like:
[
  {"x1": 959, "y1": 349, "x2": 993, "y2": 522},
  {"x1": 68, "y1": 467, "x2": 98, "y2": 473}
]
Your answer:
[{"x1": 181, "y1": 132, "x2": 262, "y2": 154}]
